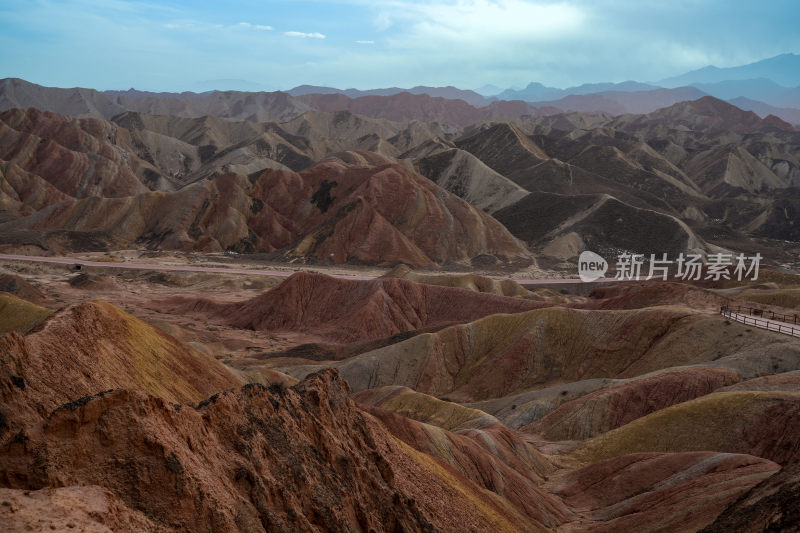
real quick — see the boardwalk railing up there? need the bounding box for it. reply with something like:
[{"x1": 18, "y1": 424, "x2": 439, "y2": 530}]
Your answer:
[
  {"x1": 720, "y1": 306, "x2": 800, "y2": 338},
  {"x1": 723, "y1": 305, "x2": 799, "y2": 324}
]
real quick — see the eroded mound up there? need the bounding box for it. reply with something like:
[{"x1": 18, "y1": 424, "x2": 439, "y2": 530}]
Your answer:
[
  {"x1": 282, "y1": 305, "x2": 788, "y2": 401},
  {"x1": 574, "y1": 391, "x2": 800, "y2": 466},
  {"x1": 173, "y1": 272, "x2": 548, "y2": 343},
  {"x1": 360, "y1": 402, "x2": 567, "y2": 528},
  {"x1": 549, "y1": 452, "x2": 779, "y2": 532},
  {"x1": 588, "y1": 281, "x2": 730, "y2": 312},
  {"x1": 0, "y1": 273, "x2": 46, "y2": 304},
  {"x1": 1, "y1": 149, "x2": 532, "y2": 267},
  {"x1": 524, "y1": 367, "x2": 741, "y2": 441},
  {"x1": 353, "y1": 386, "x2": 500, "y2": 432},
  {"x1": 701, "y1": 462, "x2": 800, "y2": 533}
]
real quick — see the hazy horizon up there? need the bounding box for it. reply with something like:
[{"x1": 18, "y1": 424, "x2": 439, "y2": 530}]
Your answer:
[{"x1": 2, "y1": 1, "x2": 800, "y2": 93}]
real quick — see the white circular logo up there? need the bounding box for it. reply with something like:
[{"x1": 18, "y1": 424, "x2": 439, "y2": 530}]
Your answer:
[{"x1": 578, "y1": 251, "x2": 608, "y2": 282}]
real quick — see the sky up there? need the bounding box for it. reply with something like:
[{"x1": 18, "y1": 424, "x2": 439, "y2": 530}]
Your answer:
[{"x1": 1, "y1": 0, "x2": 800, "y2": 92}]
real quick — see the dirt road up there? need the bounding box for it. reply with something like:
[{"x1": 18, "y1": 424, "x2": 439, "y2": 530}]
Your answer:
[{"x1": 0, "y1": 253, "x2": 617, "y2": 285}]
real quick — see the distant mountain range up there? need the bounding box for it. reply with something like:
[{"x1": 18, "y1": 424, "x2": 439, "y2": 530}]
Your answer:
[
  {"x1": 496, "y1": 81, "x2": 659, "y2": 102},
  {"x1": 283, "y1": 54, "x2": 800, "y2": 125},
  {"x1": 659, "y1": 53, "x2": 800, "y2": 88},
  {"x1": 4, "y1": 54, "x2": 798, "y2": 125}
]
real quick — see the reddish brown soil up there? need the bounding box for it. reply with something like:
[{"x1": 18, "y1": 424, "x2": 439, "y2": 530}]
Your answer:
[
  {"x1": 1, "y1": 260, "x2": 799, "y2": 532},
  {"x1": 361, "y1": 404, "x2": 568, "y2": 529},
  {"x1": 0, "y1": 273, "x2": 47, "y2": 304},
  {"x1": 549, "y1": 451, "x2": 780, "y2": 532},
  {"x1": 0, "y1": 108, "x2": 149, "y2": 198},
  {"x1": 170, "y1": 271, "x2": 550, "y2": 343},
  {"x1": 0, "y1": 486, "x2": 163, "y2": 532}
]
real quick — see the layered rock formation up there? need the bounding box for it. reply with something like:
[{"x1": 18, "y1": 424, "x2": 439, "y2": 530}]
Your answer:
[
  {"x1": 1, "y1": 149, "x2": 531, "y2": 267},
  {"x1": 280, "y1": 304, "x2": 792, "y2": 402}
]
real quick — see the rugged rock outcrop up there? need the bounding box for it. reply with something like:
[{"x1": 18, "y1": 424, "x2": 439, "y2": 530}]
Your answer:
[
  {"x1": 0, "y1": 370, "x2": 540, "y2": 532},
  {"x1": 0, "y1": 486, "x2": 163, "y2": 532}
]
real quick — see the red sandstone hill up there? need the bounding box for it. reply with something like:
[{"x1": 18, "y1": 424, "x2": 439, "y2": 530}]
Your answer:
[
  {"x1": 282, "y1": 303, "x2": 799, "y2": 402},
  {"x1": 1, "y1": 353, "x2": 780, "y2": 533},
  {"x1": 548, "y1": 451, "x2": 779, "y2": 532},
  {"x1": 0, "y1": 108, "x2": 158, "y2": 197},
  {"x1": 172, "y1": 271, "x2": 548, "y2": 344},
  {"x1": 1, "y1": 150, "x2": 531, "y2": 266},
  {"x1": 0, "y1": 160, "x2": 72, "y2": 220},
  {"x1": 2, "y1": 91, "x2": 800, "y2": 258},
  {"x1": 701, "y1": 461, "x2": 800, "y2": 532},
  {"x1": 2, "y1": 272, "x2": 799, "y2": 531},
  {"x1": 617, "y1": 96, "x2": 793, "y2": 134},
  {"x1": 586, "y1": 281, "x2": 730, "y2": 312},
  {"x1": 251, "y1": 151, "x2": 532, "y2": 266},
  {"x1": 351, "y1": 385, "x2": 779, "y2": 532},
  {"x1": 358, "y1": 402, "x2": 570, "y2": 528},
  {"x1": 0, "y1": 273, "x2": 47, "y2": 304}
]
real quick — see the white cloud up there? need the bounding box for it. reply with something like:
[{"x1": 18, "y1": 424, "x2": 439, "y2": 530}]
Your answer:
[
  {"x1": 372, "y1": 0, "x2": 588, "y2": 43},
  {"x1": 237, "y1": 22, "x2": 272, "y2": 30},
  {"x1": 356, "y1": 40, "x2": 374, "y2": 44},
  {"x1": 285, "y1": 31, "x2": 326, "y2": 39}
]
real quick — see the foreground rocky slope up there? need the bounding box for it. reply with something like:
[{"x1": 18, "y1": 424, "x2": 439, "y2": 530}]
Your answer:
[
  {"x1": 2, "y1": 370, "x2": 540, "y2": 532},
  {"x1": 2, "y1": 268, "x2": 800, "y2": 531}
]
